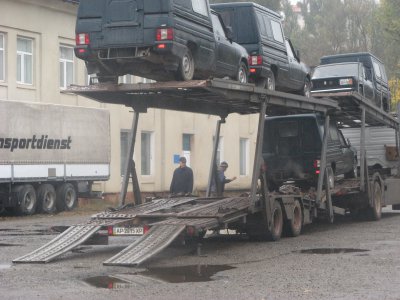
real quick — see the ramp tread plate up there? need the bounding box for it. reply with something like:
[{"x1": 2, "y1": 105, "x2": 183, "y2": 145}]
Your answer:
[
  {"x1": 13, "y1": 225, "x2": 101, "y2": 263},
  {"x1": 104, "y1": 225, "x2": 185, "y2": 266}
]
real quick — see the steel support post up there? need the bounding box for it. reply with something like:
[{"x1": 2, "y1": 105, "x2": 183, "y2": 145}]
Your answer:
[
  {"x1": 397, "y1": 103, "x2": 400, "y2": 176},
  {"x1": 206, "y1": 118, "x2": 225, "y2": 197},
  {"x1": 360, "y1": 107, "x2": 366, "y2": 192},
  {"x1": 119, "y1": 111, "x2": 141, "y2": 206},
  {"x1": 317, "y1": 115, "x2": 330, "y2": 204},
  {"x1": 325, "y1": 170, "x2": 334, "y2": 223},
  {"x1": 250, "y1": 101, "x2": 268, "y2": 213}
]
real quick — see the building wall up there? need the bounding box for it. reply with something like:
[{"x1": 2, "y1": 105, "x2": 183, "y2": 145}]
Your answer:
[{"x1": 0, "y1": 0, "x2": 258, "y2": 196}]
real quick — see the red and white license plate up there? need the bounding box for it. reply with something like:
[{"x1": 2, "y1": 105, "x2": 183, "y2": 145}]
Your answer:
[{"x1": 112, "y1": 226, "x2": 144, "y2": 236}]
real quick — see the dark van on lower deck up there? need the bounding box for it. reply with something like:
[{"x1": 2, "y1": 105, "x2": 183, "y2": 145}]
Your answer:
[
  {"x1": 211, "y1": 2, "x2": 310, "y2": 95},
  {"x1": 262, "y1": 114, "x2": 357, "y2": 191}
]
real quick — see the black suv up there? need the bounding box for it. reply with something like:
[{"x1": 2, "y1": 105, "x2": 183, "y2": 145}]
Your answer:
[
  {"x1": 211, "y1": 2, "x2": 311, "y2": 96},
  {"x1": 262, "y1": 114, "x2": 357, "y2": 190},
  {"x1": 320, "y1": 52, "x2": 391, "y2": 112},
  {"x1": 311, "y1": 62, "x2": 376, "y2": 105},
  {"x1": 74, "y1": 0, "x2": 249, "y2": 83}
]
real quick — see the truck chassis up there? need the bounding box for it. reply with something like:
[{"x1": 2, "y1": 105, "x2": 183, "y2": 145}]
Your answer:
[{"x1": 14, "y1": 79, "x2": 400, "y2": 266}]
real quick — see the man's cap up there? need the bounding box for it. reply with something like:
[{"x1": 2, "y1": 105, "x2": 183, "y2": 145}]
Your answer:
[
  {"x1": 179, "y1": 157, "x2": 187, "y2": 163},
  {"x1": 220, "y1": 161, "x2": 228, "y2": 167}
]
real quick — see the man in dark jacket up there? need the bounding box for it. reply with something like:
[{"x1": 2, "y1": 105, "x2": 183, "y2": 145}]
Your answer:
[{"x1": 170, "y1": 157, "x2": 194, "y2": 195}]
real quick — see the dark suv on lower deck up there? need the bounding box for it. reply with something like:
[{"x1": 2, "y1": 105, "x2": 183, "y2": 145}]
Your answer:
[{"x1": 262, "y1": 114, "x2": 357, "y2": 191}]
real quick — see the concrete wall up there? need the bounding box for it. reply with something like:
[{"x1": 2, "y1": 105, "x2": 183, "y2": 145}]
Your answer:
[{"x1": 0, "y1": 0, "x2": 258, "y2": 196}]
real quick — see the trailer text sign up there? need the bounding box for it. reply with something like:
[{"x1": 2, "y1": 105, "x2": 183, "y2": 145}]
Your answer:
[{"x1": 0, "y1": 100, "x2": 110, "y2": 164}]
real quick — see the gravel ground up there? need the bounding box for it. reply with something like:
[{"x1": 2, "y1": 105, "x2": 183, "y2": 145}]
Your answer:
[{"x1": 1, "y1": 207, "x2": 400, "y2": 300}]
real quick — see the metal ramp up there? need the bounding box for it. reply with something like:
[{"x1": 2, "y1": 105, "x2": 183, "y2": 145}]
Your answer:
[
  {"x1": 103, "y1": 225, "x2": 186, "y2": 266},
  {"x1": 13, "y1": 197, "x2": 198, "y2": 264},
  {"x1": 13, "y1": 225, "x2": 102, "y2": 263}
]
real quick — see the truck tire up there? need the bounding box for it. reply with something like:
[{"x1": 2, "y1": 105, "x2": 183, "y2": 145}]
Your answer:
[
  {"x1": 302, "y1": 78, "x2": 311, "y2": 98},
  {"x1": 266, "y1": 72, "x2": 276, "y2": 91},
  {"x1": 176, "y1": 48, "x2": 194, "y2": 81},
  {"x1": 14, "y1": 185, "x2": 37, "y2": 215},
  {"x1": 326, "y1": 167, "x2": 335, "y2": 190},
  {"x1": 56, "y1": 183, "x2": 77, "y2": 211},
  {"x1": 236, "y1": 62, "x2": 248, "y2": 83},
  {"x1": 267, "y1": 200, "x2": 283, "y2": 241},
  {"x1": 368, "y1": 180, "x2": 382, "y2": 221},
  {"x1": 344, "y1": 161, "x2": 357, "y2": 179},
  {"x1": 37, "y1": 184, "x2": 57, "y2": 214},
  {"x1": 284, "y1": 199, "x2": 303, "y2": 237}
]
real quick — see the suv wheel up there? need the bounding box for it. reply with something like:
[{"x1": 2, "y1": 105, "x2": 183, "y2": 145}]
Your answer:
[
  {"x1": 326, "y1": 167, "x2": 335, "y2": 190},
  {"x1": 176, "y1": 49, "x2": 195, "y2": 81},
  {"x1": 237, "y1": 62, "x2": 248, "y2": 83},
  {"x1": 266, "y1": 72, "x2": 276, "y2": 90},
  {"x1": 303, "y1": 78, "x2": 311, "y2": 98}
]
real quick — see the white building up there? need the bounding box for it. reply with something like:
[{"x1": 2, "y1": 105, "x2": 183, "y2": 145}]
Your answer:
[{"x1": 0, "y1": 0, "x2": 258, "y2": 201}]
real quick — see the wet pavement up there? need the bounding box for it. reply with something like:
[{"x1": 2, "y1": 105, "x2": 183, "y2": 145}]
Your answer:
[{"x1": 1, "y1": 208, "x2": 400, "y2": 299}]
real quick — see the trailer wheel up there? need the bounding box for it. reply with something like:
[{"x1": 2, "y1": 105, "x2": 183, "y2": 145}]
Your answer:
[
  {"x1": 14, "y1": 185, "x2": 37, "y2": 215},
  {"x1": 267, "y1": 200, "x2": 283, "y2": 241},
  {"x1": 285, "y1": 199, "x2": 303, "y2": 237},
  {"x1": 176, "y1": 48, "x2": 194, "y2": 81},
  {"x1": 56, "y1": 183, "x2": 77, "y2": 211},
  {"x1": 37, "y1": 184, "x2": 57, "y2": 214},
  {"x1": 368, "y1": 180, "x2": 382, "y2": 221}
]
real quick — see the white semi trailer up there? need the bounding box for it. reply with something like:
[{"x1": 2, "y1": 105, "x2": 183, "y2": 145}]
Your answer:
[{"x1": 0, "y1": 100, "x2": 110, "y2": 215}]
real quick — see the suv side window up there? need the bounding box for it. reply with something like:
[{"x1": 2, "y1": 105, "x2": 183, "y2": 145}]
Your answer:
[
  {"x1": 211, "y1": 13, "x2": 226, "y2": 38},
  {"x1": 372, "y1": 60, "x2": 382, "y2": 79},
  {"x1": 270, "y1": 19, "x2": 284, "y2": 43},
  {"x1": 191, "y1": 0, "x2": 208, "y2": 16},
  {"x1": 329, "y1": 123, "x2": 339, "y2": 141}
]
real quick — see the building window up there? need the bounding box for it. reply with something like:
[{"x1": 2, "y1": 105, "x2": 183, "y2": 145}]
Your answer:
[
  {"x1": 141, "y1": 131, "x2": 153, "y2": 175},
  {"x1": 182, "y1": 134, "x2": 192, "y2": 151},
  {"x1": 0, "y1": 34, "x2": 4, "y2": 81},
  {"x1": 213, "y1": 136, "x2": 224, "y2": 166},
  {"x1": 120, "y1": 130, "x2": 130, "y2": 176},
  {"x1": 239, "y1": 138, "x2": 249, "y2": 176},
  {"x1": 60, "y1": 45, "x2": 74, "y2": 89},
  {"x1": 17, "y1": 37, "x2": 33, "y2": 84}
]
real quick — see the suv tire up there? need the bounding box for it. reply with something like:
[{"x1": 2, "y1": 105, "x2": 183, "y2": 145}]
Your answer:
[
  {"x1": 176, "y1": 49, "x2": 195, "y2": 81},
  {"x1": 237, "y1": 62, "x2": 248, "y2": 83},
  {"x1": 303, "y1": 78, "x2": 311, "y2": 98}
]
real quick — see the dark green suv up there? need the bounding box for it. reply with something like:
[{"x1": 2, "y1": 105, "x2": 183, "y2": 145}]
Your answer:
[{"x1": 262, "y1": 114, "x2": 357, "y2": 191}]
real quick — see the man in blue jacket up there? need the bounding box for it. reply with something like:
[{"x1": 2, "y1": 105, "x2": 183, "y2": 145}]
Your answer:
[{"x1": 170, "y1": 157, "x2": 194, "y2": 195}]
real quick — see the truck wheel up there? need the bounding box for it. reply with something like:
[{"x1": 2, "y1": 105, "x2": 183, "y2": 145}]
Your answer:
[
  {"x1": 56, "y1": 183, "x2": 77, "y2": 211},
  {"x1": 14, "y1": 185, "x2": 37, "y2": 215},
  {"x1": 236, "y1": 62, "x2": 248, "y2": 83},
  {"x1": 176, "y1": 49, "x2": 194, "y2": 81},
  {"x1": 267, "y1": 200, "x2": 283, "y2": 241},
  {"x1": 368, "y1": 180, "x2": 382, "y2": 221},
  {"x1": 37, "y1": 184, "x2": 57, "y2": 214},
  {"x1": 285, "y1": 199, "x2": 303, "y2": 237}
]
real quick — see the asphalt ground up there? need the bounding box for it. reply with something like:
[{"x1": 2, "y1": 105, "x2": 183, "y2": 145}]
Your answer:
[{"x1": 1, "y1": 206, "x2": 400, "y2": 300}]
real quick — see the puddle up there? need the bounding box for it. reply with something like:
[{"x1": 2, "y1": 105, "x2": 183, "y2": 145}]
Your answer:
[
  {"x1": 296, "y1": 248, "x2": 369, "y2": 255},
  {"x1": 84, "y1": 264, "x2": 235, "y2": 288},
  {"x1": 137, "y1": 264, "x2": 235, "y2": 283},
  {"x1": 0, "y1": 243, "x2": 24, "y2": 247}
]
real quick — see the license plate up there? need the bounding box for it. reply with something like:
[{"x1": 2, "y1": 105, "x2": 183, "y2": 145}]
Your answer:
[{"x1": 112, "y1": 227, "x2": 143, "y2": 236}]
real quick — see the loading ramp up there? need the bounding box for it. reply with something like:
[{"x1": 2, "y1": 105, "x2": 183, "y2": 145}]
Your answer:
[{"x1": 14, "y1": 79, "x2": 400, "y2": 266}]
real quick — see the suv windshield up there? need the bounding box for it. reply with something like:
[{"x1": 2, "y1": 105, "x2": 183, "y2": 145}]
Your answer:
[{"x1": 313, "y1": 63, "x2": 360, "y2": 78}]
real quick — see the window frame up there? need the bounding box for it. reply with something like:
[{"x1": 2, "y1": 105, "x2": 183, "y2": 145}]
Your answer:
[
  {"x1": 59, "y1": 44, "x2": 74, "y2": 89},
  {"x1": 191, "y1": 0, "x2": 209, "y2": 16},
  {"x1": 17, "y1": 36, "x2": 33, "y2": 85},
  {"x1": 270, "y1": 20, "x2": 284, "y2": 43},
  {"x1": 141, "y1": 131, "x2": 154, "y2": 176},
  {"x1": 0, "y1": 33, "x2": 5, "y2": 82},
  {"x1": 239, "y1": 138, "x2": 249, "y2": 176}
]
